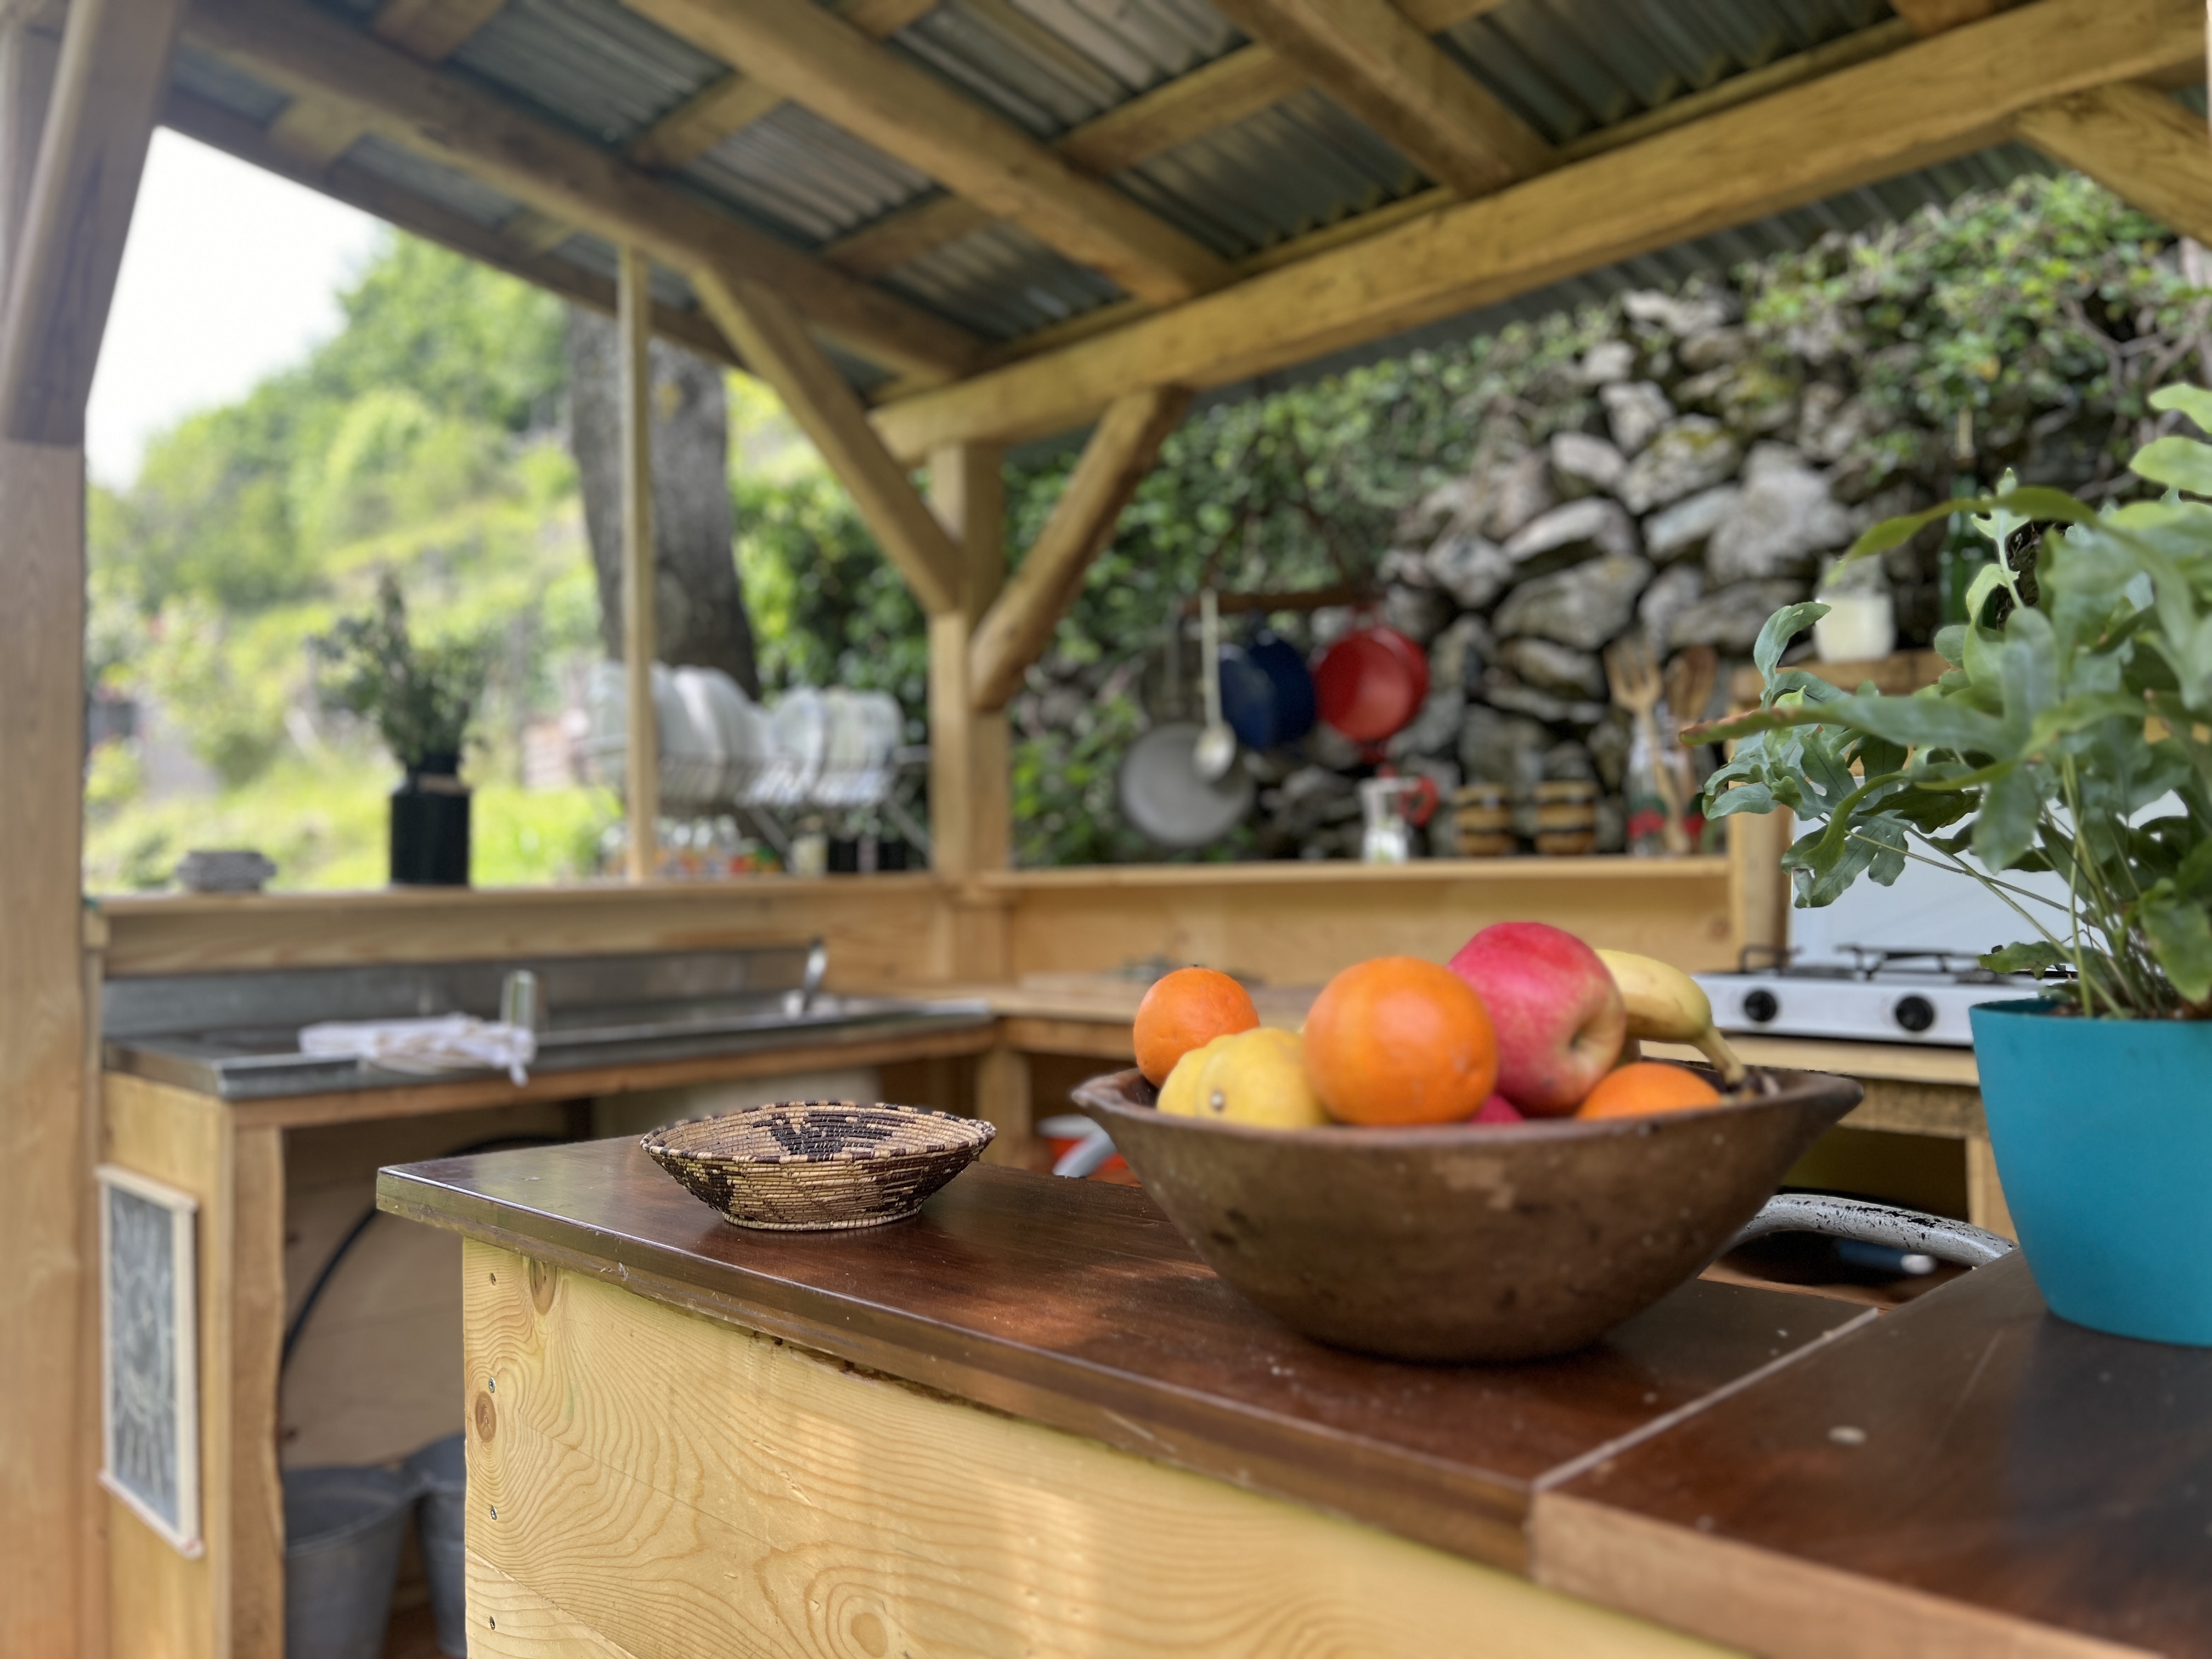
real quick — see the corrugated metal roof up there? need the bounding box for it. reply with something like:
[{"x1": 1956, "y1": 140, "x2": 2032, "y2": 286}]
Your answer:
[
  {"x1": 165, "y1": 0, "x2": 2149, "y2": 411},
  {"x1": 680, "y1": 103, "x2": 934, "y2": 247},
  {"x1": 1114, "y1": 88, "x2": 1421, "y2": 259},
  {"x1": 890, "y1": 0, "x2": 1235, "y2": 139},
  {"x1": 447, "y1": 0, "x2": 718, "y2": 147},
  {"x1": 1445, "y1": 0, "x2": 1892, "y2": 142},
  {"x1": 342, "y1": 132, "x2": 525, "y2": 229},
  {"x1": 882, "y1": 220, "x2": 1122, "y2": 338}
]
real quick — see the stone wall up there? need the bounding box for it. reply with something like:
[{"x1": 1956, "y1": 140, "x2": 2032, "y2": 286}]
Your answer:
[{"x1": 1250, "y1": 280, "x2": 1940, "y2": 860}]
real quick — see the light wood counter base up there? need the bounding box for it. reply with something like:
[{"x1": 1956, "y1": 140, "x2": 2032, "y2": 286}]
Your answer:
[{"x1": 462, "y1": 1236, "x2": 1728, "y2": 1658}]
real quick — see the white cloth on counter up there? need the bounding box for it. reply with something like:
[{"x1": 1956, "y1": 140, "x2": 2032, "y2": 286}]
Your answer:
[{"x1": 299, "y1": 1015, "x2": 535, "y2": 1085}]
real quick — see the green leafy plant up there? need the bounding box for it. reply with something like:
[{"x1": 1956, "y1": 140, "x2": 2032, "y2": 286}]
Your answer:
[
  {"x1": 1698, "y1": 384, "x2": 2212, "y2": 1020},
  {"x1": 311, "y1": 573, "x2": 489, "y2": 772}
]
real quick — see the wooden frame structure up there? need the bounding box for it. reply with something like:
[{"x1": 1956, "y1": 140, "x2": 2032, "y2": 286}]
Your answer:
[{"x1": 1, "y1": 0, "x2": 2208, "y2": 1650}]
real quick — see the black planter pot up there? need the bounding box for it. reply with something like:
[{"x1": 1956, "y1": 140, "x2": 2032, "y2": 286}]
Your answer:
[{"x1": 390, "y1": 761, "x2": 470, "y2": 887}]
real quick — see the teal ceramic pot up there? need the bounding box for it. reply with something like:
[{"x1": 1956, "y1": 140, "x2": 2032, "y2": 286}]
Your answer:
[{"x1": 1970, "y1": 999, "x2": 2212, "y2": 1346}]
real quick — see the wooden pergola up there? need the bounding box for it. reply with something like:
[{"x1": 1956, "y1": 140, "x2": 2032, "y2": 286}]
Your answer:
[{"x1": 3, "y1": 0, "x2": 2210, "y2": 1648}]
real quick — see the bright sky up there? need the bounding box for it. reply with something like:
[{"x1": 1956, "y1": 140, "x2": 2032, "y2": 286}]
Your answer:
[{"x1": 85, "y1": 130, "x2": 385, "y2": 489}]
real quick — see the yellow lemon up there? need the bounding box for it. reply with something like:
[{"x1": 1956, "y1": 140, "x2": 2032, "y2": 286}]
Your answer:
[
  {"x1": 1178, "y1": 1026, "x2": 1330, "y2": 1129},
  {"x1": 1158, "y1": 1031, "x2": 1234, "y2": 1118}
]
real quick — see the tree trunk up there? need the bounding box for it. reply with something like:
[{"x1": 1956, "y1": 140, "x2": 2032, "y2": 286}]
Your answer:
[{"x1": 566, "y1": 306, "x2": 759, "y2": 696}]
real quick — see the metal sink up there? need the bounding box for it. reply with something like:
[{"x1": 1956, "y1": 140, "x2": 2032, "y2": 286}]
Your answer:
[{"x1": 101, "y1": 943, "x2": 992, "y2": 1101}]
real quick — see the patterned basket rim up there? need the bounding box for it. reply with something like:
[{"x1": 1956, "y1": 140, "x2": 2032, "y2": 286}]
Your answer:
[{"x1": 639, "y1": 1099, "x2": 996, "y2": 1165}]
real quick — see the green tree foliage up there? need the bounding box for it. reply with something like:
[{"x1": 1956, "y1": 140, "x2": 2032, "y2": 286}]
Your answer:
[{"x1": 88, "y1": 233, "x2": 600, "y2": 888}]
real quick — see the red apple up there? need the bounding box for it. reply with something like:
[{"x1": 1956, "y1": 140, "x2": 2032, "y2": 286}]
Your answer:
[
  {"x1": 1447, "y1": 922, "x2": 1627, "y2": 1116},
  {"x1": 1471, "y1": 1093, "x2": 1524, "y2": 1124}
]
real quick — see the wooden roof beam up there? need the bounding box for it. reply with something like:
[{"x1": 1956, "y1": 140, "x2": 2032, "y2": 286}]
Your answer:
[
  {"x1": 2015, "y1": 81, "x2": 2212, "y2": 247},
  {"x1": 1207, "y1": 0, "x2": 1550, "y2": 196},
  {"x1": 266, "y1": 0, "x2": 506, "y2": 166},
  {"x1": 161, "y1": 87, "x2": 744, "y2": 369},
  {"x1": 624, "y1": 0, "x2": 933, "y2": 171},
  {"x1": 184, "y1": 0, "x2": 980, "y2": 383},
  {"x1": 1, "y1": 0, "x2": 184, "y2": 442},
  {"x1": 1888, "y1": 0, "x2": 2015, "y2": 34},
  {"x1": 693, "y1": 269, "x2": 964, "y2": 617},
  {"x1": 622, "y1": 0, "x2": 1231, "y2": 306},
  {"x1": 967, "y1": 385, "x2": 1190, "y2": 712},
  {"x1": 868, "y1": 0, "x2": 2204, "y2": 462}
]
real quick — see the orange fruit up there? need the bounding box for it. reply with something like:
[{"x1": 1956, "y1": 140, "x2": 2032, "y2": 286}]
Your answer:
[
  {"x1": 1134, "y1": 967, "x2": 1260, "y2": 1086},
  {"x1": 1576, "y1": 1061, "x2": 1723, "y2": 1120},
  {"x1": 1302, "y1": 957, "x2": 1497, "y2": 1126}
]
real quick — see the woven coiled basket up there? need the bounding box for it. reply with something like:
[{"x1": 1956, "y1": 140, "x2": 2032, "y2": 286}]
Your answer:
[{"x1": 642, "y1": 1101, "x2": 996, "y2": 1231}]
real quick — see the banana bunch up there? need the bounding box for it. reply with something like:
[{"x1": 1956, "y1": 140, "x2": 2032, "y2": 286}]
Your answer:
[{"x1": 1596, "y1": 950, "x2": 1746, "y2": 1086}]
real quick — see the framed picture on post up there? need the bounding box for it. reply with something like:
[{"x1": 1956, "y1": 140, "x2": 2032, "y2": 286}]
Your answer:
[{"x1": 96, "y1": 1164, "x2": 204, "y2": 1558}]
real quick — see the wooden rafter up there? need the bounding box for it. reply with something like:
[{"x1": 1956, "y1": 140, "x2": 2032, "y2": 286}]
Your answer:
[
  {"x1": 2015, "y1": 82, "x2": 2212, "y2": 247},
  {"x1": 820, "y1": 43, "x2": 1304, "y2": 278},
  {"x1": 1888, "y1": 0, "x2": 2015, "y2": 33},
  {"x1": 622, "y1": 0, "x2": 934, "y2": 171},
  {"x1": 967, "y1": 386, "x2": 1193, "y2": 712},
  {"x1": 692, "y1": 269, "x2": 964, "y2": 617},
  {"x1": 870, "y1": 0, "x2": 2203, "y2": 461},
  {"x1": 185, "y1": 0, "x2": 980, "y2": 382},
  {"x1": 624, "y1": 0, "x2": 1231, "y2": 306},
  {"x1": 266, "y1": 0, "x2": 506, "y2": 166},
  {"x1": 830, "y1": 15, "x2": 1916, "y2": 299},
  {"x1": 161, "y1": 88, "x2": 744, "y2": 369},
  {"x1": 1208, "y1": 0, "x2": 1550, "y2": 196}
]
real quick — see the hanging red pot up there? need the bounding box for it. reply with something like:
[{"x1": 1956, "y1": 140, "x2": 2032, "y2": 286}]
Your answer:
[{"x1": 1313, "y1": 623, "x2": 1429, "y2": 744}]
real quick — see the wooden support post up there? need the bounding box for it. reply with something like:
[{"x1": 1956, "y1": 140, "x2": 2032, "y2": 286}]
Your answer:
[
  {"x1": 0, "y1": 0, "x2": 178, "y2": 1650},
  {"x1": 973, "y1": 1044, "x2": 1032, "y2": 1165},
  {"x1": 927, "y1": 442, "x2": 1011, "y2": 982},
  {"x1": 968, "y1": 386, "x2": 1192, "y2": 712},
  {"x1": 927, "y1": 442, "x2": 1007, "y2": 882},
  {"x1": 619, "y1": 247, "x2": 659, "y2": 882}
]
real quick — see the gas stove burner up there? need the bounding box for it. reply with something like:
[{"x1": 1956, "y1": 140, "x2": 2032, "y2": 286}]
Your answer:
[{"x1": 1697, "y1": 946, "x2": 2045, "y2": 1047}]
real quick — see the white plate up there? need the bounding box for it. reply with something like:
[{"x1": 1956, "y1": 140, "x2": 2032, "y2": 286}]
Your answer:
[{"x1": 1118, "y1": 721, "x2": 1253, "y2": 848}]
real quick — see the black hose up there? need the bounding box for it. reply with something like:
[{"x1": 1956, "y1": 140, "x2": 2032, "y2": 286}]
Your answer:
[{"x1": 280, "y1": 1135, "x2": 568, "y2": 1373}]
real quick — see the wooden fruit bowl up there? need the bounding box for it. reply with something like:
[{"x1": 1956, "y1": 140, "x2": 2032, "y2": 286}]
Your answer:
[{"x1": 1070, "y1": 1066, "x2": 1860, "y2": 1362}]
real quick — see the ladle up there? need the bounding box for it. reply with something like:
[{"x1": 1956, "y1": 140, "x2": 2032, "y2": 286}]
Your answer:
[{"x1": 1193, "y1": 588, "x2": 1237, "y2": 782}]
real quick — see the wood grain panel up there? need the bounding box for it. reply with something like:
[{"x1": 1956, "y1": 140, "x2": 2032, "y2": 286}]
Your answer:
[
  {"x1": 96, "y1": 876, "x2": 958, "y2": 979},
  {"x1": 461, "y1": 1238, "x2": 1733, "y2": 1658},
  {"x1": 997, "y1": 859, "x2": 1739, "y2": 981},
  {"x1": 469, "y1": 1550, "x2": 642, "y2": 1657},
  {"x1": 0, "y1": 439, "x2": 92, "y2": 1655}
]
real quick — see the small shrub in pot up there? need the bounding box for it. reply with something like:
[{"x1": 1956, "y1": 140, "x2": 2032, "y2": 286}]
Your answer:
[{"x1": 1696, "y1": 384, "x2": 2212, "y2": 1345}]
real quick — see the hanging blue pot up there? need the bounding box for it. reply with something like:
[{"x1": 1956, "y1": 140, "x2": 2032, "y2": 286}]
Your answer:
[
  {"x1": 1217, "y1": 631, "x2": 1317, "y2": 752},
  {"x1": 1969, "y1": 999, "x2": 2212, "y2": 1346}
]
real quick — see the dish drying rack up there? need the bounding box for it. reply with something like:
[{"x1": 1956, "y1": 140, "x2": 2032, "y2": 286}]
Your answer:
[{"x1": 579, "y1": 663, "x2": 931, "y2": 856}]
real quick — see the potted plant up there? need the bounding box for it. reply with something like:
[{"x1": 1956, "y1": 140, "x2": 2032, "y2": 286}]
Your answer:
[
  {"x1": 313, "y1": 575, "x2": 489, "y2": 887},
  {"x1": 1695, "y1": 383, "x2": 2212, "y2": 1346}
]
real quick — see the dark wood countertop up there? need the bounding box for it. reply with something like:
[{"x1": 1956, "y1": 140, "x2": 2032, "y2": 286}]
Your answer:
[
  {"x1": 379, "y1": 1138, "x2": 1865, "y2": 1570},
  {"x1": 380, "y1": 1141, "x2": 2209, "y2": 1654},
  {"x1": 1535, "y1": 1248, "x2": 2212, "y2": 1657}
]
